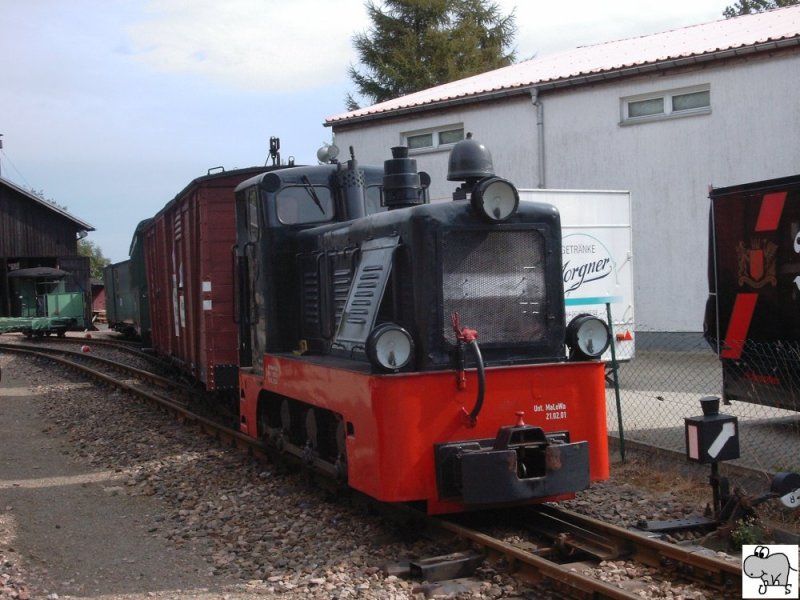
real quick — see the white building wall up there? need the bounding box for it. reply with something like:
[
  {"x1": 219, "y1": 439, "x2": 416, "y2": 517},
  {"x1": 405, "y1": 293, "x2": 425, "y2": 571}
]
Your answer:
[
  {"x1": 332, "y1": 98, "x2": 539, "y2": 201},
  {"x1": 331, "y1": 52, "x2": 800, "y2": 332}
]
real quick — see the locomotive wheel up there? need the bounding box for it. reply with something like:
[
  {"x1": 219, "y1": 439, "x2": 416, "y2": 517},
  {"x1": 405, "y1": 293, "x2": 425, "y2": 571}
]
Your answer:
[
  {"x1": 257, "y1": 405, "x2": 269, "y2": 441},
  {"x1": 335, "y1": 418, "x2": 348, "y2": 481},
  {"x1": 280, "y1": 398, "x2": 291, "y2": 434},
  {"x1": 305, "y1": 408, "x2": 318, "y2": 450},
  {"x1": 336, "y1": 418, "x2": 347, "y2": 457}
]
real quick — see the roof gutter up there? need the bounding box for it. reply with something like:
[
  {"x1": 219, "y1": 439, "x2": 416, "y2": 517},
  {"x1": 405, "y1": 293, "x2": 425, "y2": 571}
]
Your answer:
[{"x1": 327, "y1": 36, "x2": 800, "y2": 129}]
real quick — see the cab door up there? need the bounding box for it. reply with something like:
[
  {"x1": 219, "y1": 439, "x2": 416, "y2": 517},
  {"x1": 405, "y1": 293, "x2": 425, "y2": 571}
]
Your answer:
[{"x1": 235, "y1": 186, "x2": 264, "y2": 370}]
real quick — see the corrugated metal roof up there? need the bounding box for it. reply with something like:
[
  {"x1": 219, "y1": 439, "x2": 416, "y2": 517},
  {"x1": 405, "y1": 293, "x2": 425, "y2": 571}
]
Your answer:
[
  {"x1": 0, "y1": 176, "x2": 95, "y2": 231},
  {"x1": 327, "y1": 5, "x2": 800, "y2": 126}
]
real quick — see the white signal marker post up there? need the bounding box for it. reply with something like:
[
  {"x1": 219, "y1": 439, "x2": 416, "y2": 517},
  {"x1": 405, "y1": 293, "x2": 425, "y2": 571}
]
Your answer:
[
  {"x1": 684, "y1": 396, "x2": 740, "y2": 520},
  {"x1": 707, "y1": 421, "x2": 736, "y2": 460},
  {"x1": 684, "y1": 396, "x2": 740, "y2": 464},
  {"x1": 686, "y1": 423, "x2": 700, "y2": 461}
]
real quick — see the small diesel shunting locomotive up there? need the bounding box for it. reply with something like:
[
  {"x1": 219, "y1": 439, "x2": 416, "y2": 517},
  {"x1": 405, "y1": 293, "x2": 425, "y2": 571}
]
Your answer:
[{"x1": 233, "y1": 136, "x2": 611, "y2": 514}]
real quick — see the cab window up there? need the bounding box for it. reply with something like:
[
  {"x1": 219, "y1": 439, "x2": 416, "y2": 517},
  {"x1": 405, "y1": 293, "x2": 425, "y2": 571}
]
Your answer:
[
  {"x1": 247, "y1": 188, "x2": 259, "y2": 242},
  {"x1": 276, "y1": 185, "x2": 334, "y2": 225},
  {"x1": 366, "y1": 184, "x2": 386, "y2": 215}
]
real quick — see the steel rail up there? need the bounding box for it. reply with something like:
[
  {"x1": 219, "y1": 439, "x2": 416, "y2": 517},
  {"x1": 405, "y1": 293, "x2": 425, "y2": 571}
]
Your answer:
[
  {"x1": 0, "y1": 346, "x2": 743, "y2": 599},
  {"x1": 0, "y1": 342, "x2": 182, "y2": 395},
  {"x1": 437, "y1": 517, "x2": 645, "y2": 599},
  {"x1": 527, "y1": 504, "x2": 742, "y2": 592},
  {"x1": 0, "y1": 344, "x2": 269, "y2": 461},
  {"x1": 1, "y1": 333, "x2": 159, "y2": 365}
]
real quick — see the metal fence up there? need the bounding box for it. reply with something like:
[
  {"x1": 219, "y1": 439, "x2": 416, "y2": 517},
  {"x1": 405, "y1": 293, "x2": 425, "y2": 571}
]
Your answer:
[{"x1": 606, "y1": 332, "x2": 800, "y2": 474}]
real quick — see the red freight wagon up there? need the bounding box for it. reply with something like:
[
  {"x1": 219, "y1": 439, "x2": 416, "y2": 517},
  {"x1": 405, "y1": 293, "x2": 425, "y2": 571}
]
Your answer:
[{"x1": 143, "y1": 167, "x2": 273, "y2": 392}]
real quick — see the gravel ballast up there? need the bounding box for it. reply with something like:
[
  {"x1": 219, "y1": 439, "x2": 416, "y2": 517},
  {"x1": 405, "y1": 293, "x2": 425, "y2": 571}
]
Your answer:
[{"x1": 0, "y1": 350, "x2": 771, "y2": 599}]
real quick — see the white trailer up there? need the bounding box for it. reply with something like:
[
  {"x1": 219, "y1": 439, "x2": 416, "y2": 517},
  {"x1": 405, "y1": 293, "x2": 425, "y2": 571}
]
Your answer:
[{"x1": 519, "y1": 189, "x2": 634, "y2": 362}]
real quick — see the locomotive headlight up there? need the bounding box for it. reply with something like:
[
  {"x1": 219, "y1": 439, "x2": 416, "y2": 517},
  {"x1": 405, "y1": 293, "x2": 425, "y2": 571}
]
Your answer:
[
  {"x1": 566, "y1": 314, "x2": 611, "y2": 360},
  {"x1": 366, "y1": 323, "x2": 414, "y2": 372},
  {"x1": 471, "y1": 177, "x2": 519, "y2": 223}
]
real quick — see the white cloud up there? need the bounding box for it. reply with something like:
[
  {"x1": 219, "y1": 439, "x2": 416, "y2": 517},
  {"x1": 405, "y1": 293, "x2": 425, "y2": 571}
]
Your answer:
[
  {"x1": 507, "y1": 0, "x2": 728, "y2": 58},
  {"x1": 127, "y1": 0, "x2": 370, "y2": 92},
  {"x1": 0, "y1": 0, "x2": 736, "y2": 263},
  {"x1": 126, "y1": 0, "x2": 729, "y2": 93}
]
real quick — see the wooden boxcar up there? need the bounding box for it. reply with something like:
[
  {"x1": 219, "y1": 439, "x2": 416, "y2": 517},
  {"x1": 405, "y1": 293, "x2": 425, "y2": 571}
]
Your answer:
[
  {"x1": 103, "y1": 259, "x2": 133, "y2": 333},
  {"x1": 104, "y1": 219, "x2": 152, "y2": 343},
  {"x1": 142, "y1": 167, "x2": 273, "y2": 392}
]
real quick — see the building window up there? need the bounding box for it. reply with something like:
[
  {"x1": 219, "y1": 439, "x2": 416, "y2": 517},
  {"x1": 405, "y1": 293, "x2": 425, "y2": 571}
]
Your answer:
[
  {"x1": 628, "y1": 97, "x2": 664, "y2": 118},
  {"x1": 622, "y1": 86, "x2": 710, "y2": 124},
  {"x1": 407, "y1": 132, "x2": 434, "y2": 149},
  {"x1": 404, "y1": 126, "x2": 464, "y2": 152}
]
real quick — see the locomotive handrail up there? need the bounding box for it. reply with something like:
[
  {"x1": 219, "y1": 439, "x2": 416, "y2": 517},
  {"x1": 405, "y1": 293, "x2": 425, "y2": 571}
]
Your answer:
[
  {"x1": 466, "y1": 339, "x2": 485, "y2": 427},
  {"x1": 451, "y1": 313, "x2": 485, "y2": 427},
  {"x1": 231, "y1": 244, "x2": 239, "y2": 324}
]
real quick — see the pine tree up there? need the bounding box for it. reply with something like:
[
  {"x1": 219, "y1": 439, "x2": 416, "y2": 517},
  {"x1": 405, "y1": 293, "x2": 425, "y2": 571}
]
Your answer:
[{"x1": 347, "y1": 0, "x2": 516, "y2": 110}]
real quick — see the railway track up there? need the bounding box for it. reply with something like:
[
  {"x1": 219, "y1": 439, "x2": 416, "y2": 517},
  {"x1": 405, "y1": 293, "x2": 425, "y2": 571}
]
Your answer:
[
  {"x1": 0, "y1": 345, "x2": 744, "y2": 599},
  {"x1": 429, "y1": 505, "x2": 742, "y2": 599},
  {"x1": 0, "y1": 340, "x2": 188, "y2": 403},
  {"x1": 0, "y1": 341, "x2": 267, "y2": 458},
  {"x1": 1, "y1": 331, "x2": 159, "y2": 364}
]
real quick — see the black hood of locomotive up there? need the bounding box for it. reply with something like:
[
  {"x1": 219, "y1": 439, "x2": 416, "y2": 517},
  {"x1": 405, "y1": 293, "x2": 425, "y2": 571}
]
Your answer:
[
  {"x1": 296, "y1": 199, "x2": 561, "y2": 250},
  {"x1": 294, "y1": 199, "x2": 566, "y2": 370}
]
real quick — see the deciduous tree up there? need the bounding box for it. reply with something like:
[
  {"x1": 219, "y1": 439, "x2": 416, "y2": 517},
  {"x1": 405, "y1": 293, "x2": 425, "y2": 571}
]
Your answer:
[{"x1": 78, "y1": 239, "x2": 111, "y2": 280}]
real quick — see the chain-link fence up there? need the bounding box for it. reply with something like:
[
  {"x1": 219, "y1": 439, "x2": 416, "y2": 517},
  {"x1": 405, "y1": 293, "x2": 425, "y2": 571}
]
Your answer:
[{"x1": 606, "y1": 332, "x2": 800, "y2": 473}]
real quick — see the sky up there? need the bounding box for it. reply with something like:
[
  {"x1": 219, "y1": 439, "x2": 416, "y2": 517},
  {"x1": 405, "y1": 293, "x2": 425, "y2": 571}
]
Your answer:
[{"x1": 0, "y1": 0, "x2": 730, "y2": 263}]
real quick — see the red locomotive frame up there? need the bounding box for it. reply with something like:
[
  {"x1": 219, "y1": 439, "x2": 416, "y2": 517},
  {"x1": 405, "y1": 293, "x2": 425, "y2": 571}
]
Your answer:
[{"x1": 240, "y1": 357, "x2": 608, "y2": 514}]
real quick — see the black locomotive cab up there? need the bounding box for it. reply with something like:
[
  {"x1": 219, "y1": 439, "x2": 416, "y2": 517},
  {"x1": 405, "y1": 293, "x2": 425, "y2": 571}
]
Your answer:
[
  {"x1": 282, "y1": 137, "x2": 610, "y2": 374},
  {"x1": 233, "y1": 150, "x2": 392, "y2": 371}
]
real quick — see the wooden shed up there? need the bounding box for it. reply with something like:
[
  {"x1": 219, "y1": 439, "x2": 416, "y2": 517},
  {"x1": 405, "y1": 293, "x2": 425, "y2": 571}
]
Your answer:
[{"x1": 0, "y1": 176, "x2": 94, "y2": 325}]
